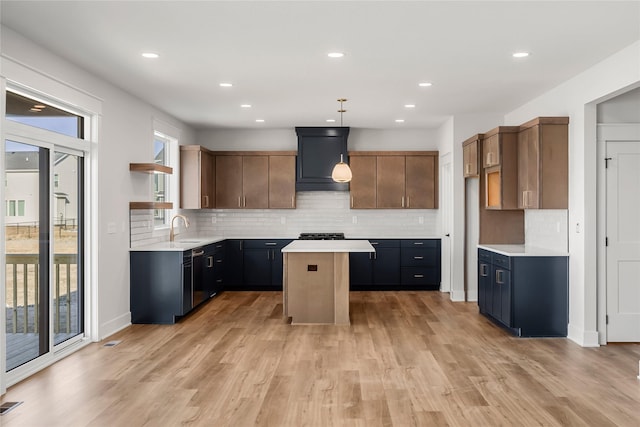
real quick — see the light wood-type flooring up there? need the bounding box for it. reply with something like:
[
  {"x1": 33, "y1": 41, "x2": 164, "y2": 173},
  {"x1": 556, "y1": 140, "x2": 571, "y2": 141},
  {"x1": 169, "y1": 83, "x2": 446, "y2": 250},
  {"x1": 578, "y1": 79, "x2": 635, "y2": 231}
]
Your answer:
[{"x1": 2, "y1": 291, "x2": 640, "y2": 426}]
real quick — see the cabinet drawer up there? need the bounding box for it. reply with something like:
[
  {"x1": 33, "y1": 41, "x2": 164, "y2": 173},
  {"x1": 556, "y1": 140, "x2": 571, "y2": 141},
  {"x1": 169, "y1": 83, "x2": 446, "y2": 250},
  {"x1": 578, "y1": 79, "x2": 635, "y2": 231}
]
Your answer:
[
  {"x1": 492, "y1": 253, "x2": 511, "y2": 270},
  {"x1": 401, "y1": 239, "x2": 439, "y2": 248},
  {"x1": 478, "y1": 249, "x2": 492, "y2": 263},
  {"x1": 367, "y1": 239, "x2": 400, "y2": 248},
  {"x1": 401, "y1": 248, "x2": 439, "y2": 267},
  {"x1": 401, "y1": 267, "x2": 440, "y2": 286},
  {"x1": 243, "y1": 239, "x2": 290, "y2": 249}
]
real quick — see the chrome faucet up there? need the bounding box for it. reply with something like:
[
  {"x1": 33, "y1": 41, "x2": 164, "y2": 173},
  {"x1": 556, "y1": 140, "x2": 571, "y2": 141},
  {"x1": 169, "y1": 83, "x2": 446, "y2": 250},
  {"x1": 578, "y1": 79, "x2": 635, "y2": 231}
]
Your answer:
[{"x1": 169, "y1": 214, "x2": 190, "y2": 242}]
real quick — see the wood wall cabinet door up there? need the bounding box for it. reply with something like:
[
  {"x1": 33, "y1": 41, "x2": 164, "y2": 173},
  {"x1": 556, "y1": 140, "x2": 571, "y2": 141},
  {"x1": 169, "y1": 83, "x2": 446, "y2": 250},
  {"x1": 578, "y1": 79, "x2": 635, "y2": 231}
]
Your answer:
[
  {"x1": 242, "y1": 156, "x2": 269, "y2": 209},
  {"x1": 518, "y1": 118, "x2": 569, "y2": 209},
  {"x1": 406, "y1": 155, "x2": 437, "y2": 209},
  {"x1": 215, "y1": 155, "x2": 243, "y2": 208},
  {"x1": 483, "y1": 133, "x2": 500, "y2": 167},
  {"x1": 376, "y1": 156, "x2": 406, "y2": 208},
  {"x1": 483, "y1": 127, "x2": 519, "y2": 210},
  {"x1": 349, "y1": 156, "x2": 376, "y2": 208},
  {"x1": 462, "y1": 135, "x2": 481, "y2": 178},
  {"x1": 180, "y1": 146, "x2": 214, "y2": 209},
  {"x1": 269, "y1": 155, "x2": 296, "y2": 209}
]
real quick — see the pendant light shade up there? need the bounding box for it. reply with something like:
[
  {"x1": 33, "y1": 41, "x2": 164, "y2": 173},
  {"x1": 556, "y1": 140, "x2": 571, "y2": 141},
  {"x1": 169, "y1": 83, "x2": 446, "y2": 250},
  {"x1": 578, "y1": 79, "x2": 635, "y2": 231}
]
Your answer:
[
  {"x1": 331, "y1": 154, "x2": 352, "y2": 183},
  {"x1": 331, "y1": 98, "x2": 352, "y2": 183}
]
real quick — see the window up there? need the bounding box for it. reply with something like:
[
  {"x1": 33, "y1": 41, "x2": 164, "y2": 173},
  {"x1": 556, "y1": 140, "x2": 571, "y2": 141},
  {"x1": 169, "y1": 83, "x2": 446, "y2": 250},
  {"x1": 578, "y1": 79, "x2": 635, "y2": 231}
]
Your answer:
[
  {"x1": 153, "y1": 131, "x2": 176, "y2": 228},
  {"x1": 6, "y1": 91, "x2": 84, "y2": 138},
  {"x1": 5, "y1": 200, "x2": 25, "y2": 217}
]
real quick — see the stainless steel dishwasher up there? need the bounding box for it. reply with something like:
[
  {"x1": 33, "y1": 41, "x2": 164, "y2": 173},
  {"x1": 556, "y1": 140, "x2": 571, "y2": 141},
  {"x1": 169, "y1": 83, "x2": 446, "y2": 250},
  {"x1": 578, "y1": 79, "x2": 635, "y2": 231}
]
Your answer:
[{"x1": 191, "y1": 247, "x2": 205, "y2": 307}]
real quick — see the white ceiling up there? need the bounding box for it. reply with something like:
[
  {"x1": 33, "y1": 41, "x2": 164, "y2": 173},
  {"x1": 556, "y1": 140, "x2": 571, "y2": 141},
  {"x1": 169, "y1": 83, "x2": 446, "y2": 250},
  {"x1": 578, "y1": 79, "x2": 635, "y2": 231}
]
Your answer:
[{"x1": 2, "y1": 1, "x2": 639, "y2": 130}]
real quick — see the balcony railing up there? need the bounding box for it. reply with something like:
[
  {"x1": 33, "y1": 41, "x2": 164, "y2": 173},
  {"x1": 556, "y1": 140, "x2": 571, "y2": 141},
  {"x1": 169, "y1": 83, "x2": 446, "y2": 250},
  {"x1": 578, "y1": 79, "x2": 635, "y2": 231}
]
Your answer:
[{"x1": 5, "y1": 253, "x2": 78, "y2": 334}]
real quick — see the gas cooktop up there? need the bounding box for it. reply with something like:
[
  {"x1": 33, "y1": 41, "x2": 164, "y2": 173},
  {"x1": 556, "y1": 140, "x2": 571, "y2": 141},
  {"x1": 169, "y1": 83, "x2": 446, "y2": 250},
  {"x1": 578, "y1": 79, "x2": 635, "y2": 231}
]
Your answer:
[{"x1": 298, "y1": 233, "x2": 345, "y2": 240}]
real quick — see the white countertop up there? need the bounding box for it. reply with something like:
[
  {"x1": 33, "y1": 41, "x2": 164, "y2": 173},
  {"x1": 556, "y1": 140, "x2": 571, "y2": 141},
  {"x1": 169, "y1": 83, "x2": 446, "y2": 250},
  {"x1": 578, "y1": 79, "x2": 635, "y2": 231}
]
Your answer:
[
  {"x1": 478, "y1": 244, "x2": 569, "y2": 257},
  {"x1": 130, "y1": 236, "x2": 227, "y2": 252},
  {"x1": 282, "y1": 240, "x2": 375, "y2": 253}
]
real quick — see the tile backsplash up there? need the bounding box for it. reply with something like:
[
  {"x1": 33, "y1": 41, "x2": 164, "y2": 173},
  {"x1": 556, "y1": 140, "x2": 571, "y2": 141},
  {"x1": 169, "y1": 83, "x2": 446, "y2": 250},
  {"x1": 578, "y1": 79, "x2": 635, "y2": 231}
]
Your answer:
[
  {"x1": 130, "y1": 191, "x2": 440, "y2": 247},
  {"x1": 524, "y1": 209, "x2": 569, "y2": 252}
]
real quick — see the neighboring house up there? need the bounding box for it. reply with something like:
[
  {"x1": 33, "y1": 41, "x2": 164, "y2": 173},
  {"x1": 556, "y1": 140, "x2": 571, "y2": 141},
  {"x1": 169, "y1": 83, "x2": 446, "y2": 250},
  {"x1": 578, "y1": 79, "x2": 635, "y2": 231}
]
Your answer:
[{"x1": 5, "y1": 151, "x2": 78, "y2": 227}]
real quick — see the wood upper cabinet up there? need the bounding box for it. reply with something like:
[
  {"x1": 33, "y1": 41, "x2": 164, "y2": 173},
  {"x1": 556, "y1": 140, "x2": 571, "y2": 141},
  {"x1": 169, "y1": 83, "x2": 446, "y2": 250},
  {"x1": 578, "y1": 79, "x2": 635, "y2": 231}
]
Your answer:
[
  {"x1": 215, "y1": 152, "x2": 296, "y2": 209},
  {"x1": 349, "y1": 151, "x2": 438, "y2": 209},
  {"x1": 377, "y1": 156, "x2": 406, "y2": 208},
  {"x1": 406, "y1": 155, "x2": 437, "y2": 209},
  {"x1": 462, "y1": 134, "x2": 482, "y2": 178},
  {"x1": 180, "y1": 146, "x2": 215, "y2": 209},
  {"x1": 349, "y1": 156, "x2": 376, "y2": 208},
  {"x1": 268, "y1": 155, "x2": 296, "y2": 209},
  {"x1": 517, "y1": 117, "x2": 569, "y2": 209},
  {"x1": 483, "y1": 127, "x2": 520, "y2": 210},
  {"x1": 215, "y1": 155, "x2": 243, "y2": 208}
]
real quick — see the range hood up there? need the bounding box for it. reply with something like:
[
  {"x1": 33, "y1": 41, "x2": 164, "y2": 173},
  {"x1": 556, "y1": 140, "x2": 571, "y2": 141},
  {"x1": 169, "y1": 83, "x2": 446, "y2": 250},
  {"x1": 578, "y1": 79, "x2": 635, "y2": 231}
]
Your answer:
[{"x1": 295, "y1": 127, "x2": 350, "y2": 191}]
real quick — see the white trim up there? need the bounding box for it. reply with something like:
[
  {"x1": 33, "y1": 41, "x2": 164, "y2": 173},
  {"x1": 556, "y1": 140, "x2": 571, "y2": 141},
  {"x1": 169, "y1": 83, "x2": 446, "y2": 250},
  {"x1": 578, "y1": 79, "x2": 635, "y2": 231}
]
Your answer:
[
  {"x1": 1, "y1": 56, "x2": 102, "y2": 115},
  {"x1": 466, "y1": 289, "x2": 478, "y2": 302},
  {"x1": 0, "y1": 76, "x2": 7, "y2": 395},
  {"x1": 99, "y1": 312, "x2": 131, "y2": 341},
  {"x1": 596, "y1": 123, "x2": 640, "y2": 344},
  {"x1": 449, "y1": 289, "x2": 466, "y2": 302},
  {"x1": 568, "y1": 323, "x2": 600, "y2": 347}
]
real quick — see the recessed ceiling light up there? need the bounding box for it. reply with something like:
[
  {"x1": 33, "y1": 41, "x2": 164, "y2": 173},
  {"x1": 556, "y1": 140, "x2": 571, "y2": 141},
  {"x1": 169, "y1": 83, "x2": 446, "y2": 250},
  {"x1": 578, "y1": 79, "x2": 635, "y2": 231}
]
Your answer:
[
  {"x1": 219, "y1": 83, "x2": 233, "y2": 88},
  {"x1": 30, "y1": 108, "x2": 42, "y2": 112},
  {"x1": 255, "y1": 119, "x2": 265, "y2": 123},
  {"x1": 241, "y1": 104, "x2": 252, "y2": 108},
  {"x1": 328, "y1": 52, "x2": 345, "y2": 58},
  {"x1": 141, "y1": 52, "x2": 159, "y2": 59},
  {"x1": 326, "y1": 119, "x2": 336, "y2": 123},
  {"x1": 33, "y1": 104, "x2": 46, "y2": 109},
  {"x1": 512, "y1": 52, "x2": 530, "y2": 58},
  {"x1": 418, "y1": 82, "x2": 432, "y2": 87},
  {"x1": 395, "y1": 119, "x2": 405, "y2": 123},
  {"x1": 404, "y1": 104, "x2": 416, "y2": 108}
]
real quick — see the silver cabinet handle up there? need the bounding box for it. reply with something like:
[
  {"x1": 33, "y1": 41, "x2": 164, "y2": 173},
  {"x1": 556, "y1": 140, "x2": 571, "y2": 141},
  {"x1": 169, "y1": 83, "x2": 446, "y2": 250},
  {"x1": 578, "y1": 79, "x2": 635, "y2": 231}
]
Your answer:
[
  {"x1": 243, "y1": 196, "x2": 246, "y2": 207},
  {"x1": 370, "y1": 242, "x2": 379, "y2": 245},
  {"x1": 406, "y1": 196, "x2": 410, "y2": 208},
  {"x1": 265, "y1": 242, "x2": 277, "y2": 246},
  {"x1": 413, "y1": 256, "x2": 424, "y2": 260},
  {"x1": 292, "y1": 196, "x2": 295, "y2": 207},
  {"x1": 413, "y1": 242, "x2": 423, "y2": 245},
  {"x1": 207, "y1": 256, "x2": 214, "y2": 268},
  {"x1": 496, "y1": 269, "x2": 504, "y2": 284},
  {"x1": 238, "y1": 196, "x2": 242, "y2": 207},
  {"x1": 203, "y1": 195, "x2": 209, "y2": 207},
  {"x1": 414, "y1": 274, "x2": 424, "y2": 278},
  {"x1": 480, "y1": 264, "x2": 488, "y2": 277},
  {"x1": 401, "y1": 196, "x2": 405, "y2": 208}
]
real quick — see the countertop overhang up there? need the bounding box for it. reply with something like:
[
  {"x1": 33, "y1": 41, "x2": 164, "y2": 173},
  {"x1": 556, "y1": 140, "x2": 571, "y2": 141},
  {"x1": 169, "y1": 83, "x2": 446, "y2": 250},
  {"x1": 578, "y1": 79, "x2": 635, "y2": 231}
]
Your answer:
[
  {"x1": 478, "y1": 244, "x2": 569, "y2": 257},
  {"x1": 282, "y1": 240, "x2": 375, "y2": 253}
]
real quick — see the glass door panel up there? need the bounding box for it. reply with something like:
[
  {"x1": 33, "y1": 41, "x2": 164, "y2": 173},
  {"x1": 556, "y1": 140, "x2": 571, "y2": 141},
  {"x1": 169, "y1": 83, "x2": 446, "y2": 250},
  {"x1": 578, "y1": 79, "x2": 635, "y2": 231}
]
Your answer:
[
  {"x1": 5, "y1": 140, "x2": 49, "y2": 371},
  {"x1": 53, "y1": 151, "x2": 83, "y2": 345}
]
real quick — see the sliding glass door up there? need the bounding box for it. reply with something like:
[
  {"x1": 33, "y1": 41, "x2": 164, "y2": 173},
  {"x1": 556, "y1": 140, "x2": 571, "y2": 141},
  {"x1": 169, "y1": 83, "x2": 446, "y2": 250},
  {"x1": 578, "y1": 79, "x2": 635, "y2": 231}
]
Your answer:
[{"x1": 4, "y1": 90, "x2": 87, "y2": 372}]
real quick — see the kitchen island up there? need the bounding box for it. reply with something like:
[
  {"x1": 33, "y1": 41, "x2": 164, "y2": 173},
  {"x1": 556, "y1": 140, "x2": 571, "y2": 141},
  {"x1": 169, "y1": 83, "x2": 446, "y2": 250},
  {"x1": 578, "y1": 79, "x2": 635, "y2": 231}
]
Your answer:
[{"x1": 282, "y1": 240, "x2": 375, "y2": 325}]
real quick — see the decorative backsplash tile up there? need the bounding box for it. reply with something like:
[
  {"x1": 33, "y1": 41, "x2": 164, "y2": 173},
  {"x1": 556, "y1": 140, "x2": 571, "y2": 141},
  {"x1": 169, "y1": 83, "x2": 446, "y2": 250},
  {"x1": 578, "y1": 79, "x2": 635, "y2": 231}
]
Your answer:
[{"x1": 525, "y1": 209, "x2": 569, "y2": 252}]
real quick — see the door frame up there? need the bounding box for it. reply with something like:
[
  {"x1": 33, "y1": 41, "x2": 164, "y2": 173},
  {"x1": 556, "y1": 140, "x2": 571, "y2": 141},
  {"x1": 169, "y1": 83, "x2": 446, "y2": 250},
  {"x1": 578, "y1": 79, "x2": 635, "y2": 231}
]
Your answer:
[
  {"x1": 440, "y1": 152, "x2": 452, "y2": 294},
  {"x1": 596, "y1": 123, "x2": 640, "y2": 344}
]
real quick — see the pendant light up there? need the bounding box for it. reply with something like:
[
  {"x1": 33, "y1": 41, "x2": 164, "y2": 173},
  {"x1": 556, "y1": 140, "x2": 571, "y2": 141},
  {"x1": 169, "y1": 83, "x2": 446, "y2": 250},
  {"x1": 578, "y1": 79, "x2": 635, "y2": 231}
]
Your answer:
[{"x1": 331, "y1": 98, "x2": 352, "y2": 183}]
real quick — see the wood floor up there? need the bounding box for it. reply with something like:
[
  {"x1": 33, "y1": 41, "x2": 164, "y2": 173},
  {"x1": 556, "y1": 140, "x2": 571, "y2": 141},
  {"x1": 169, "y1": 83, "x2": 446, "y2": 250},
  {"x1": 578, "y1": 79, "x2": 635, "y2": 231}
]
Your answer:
[{"x1": 2, "y1": 291, "x2": 640, "y2": 426}]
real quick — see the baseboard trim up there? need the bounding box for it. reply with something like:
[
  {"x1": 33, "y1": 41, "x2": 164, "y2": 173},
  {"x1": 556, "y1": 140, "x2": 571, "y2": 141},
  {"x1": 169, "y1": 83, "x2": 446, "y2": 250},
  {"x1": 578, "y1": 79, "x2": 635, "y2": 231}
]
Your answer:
[
  {"x1": 568, "y1": 323, "x2": 600, "y2": 347},
  {"x1": 450, "y1": 290, "x2": 466, "y2": 302},
  {"x1": 100, "y1": 312, "x2": 131, "y2": 341},
  {"x1": 466, "y1": 289, "x2": 478, "y2": 302}
]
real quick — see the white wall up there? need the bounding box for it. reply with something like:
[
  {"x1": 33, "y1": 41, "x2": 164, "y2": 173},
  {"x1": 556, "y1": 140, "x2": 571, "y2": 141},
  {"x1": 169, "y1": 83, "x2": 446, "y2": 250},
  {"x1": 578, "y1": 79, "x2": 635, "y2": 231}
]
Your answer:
[
  {"x1": 504, "y1": 40, "x2": 640, "y2": 346},
  {"x1": 1, "y1": 27, "x2": 196, "y2": 343},
  {"x1": 597, "y1": 86, "x2": 640, "y2": 123}
]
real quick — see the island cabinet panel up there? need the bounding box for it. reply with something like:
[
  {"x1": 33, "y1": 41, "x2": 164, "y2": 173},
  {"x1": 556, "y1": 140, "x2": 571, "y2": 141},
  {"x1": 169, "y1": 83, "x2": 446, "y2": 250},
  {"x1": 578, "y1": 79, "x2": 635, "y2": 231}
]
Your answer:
[
  {"x1": 180, "y1": 146, "x2": 215, "y2": 209},
  {"x1": 349, "y1": 156, "x2": 377, "y2": 208},
  {"x1": 477, "y1": 248, "x2": 568, "y2": 337},
  {"x1": 240, "y1": 239, "x2": 292, "y2": 291},
  {"x1": 517, "y1": 117, "x2": 569, "y2": 209},
  {"x1": 269, "y1": 155, "x2": 296, "y2": 208}
]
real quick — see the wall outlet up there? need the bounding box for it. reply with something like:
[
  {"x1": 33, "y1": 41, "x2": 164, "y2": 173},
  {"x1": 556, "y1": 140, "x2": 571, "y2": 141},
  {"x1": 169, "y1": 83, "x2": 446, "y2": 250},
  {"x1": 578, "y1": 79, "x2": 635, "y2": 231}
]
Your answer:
[
  {"x1": 211, "y1": 217, "x2": 217, "y2": 224},
  {"x1": 107, "y1": 222, "x2": 116, "y2": 234},
  {"x1": 352, "y1": 216, "x2": 358, "y2": 224}
]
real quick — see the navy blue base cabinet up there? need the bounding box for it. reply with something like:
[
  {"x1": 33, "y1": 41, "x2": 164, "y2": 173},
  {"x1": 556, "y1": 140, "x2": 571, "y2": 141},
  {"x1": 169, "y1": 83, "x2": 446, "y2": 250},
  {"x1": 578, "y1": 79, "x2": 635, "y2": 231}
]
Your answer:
[
  {"x1": 223, "y1": 239, "x2": 292, "y2": 291},
  {"x1": 478, "y1": 248, "x2": 568, "y2": 337},
  {"x1": 350, "y1": 238, "x2": 441, "y2": 290}
]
